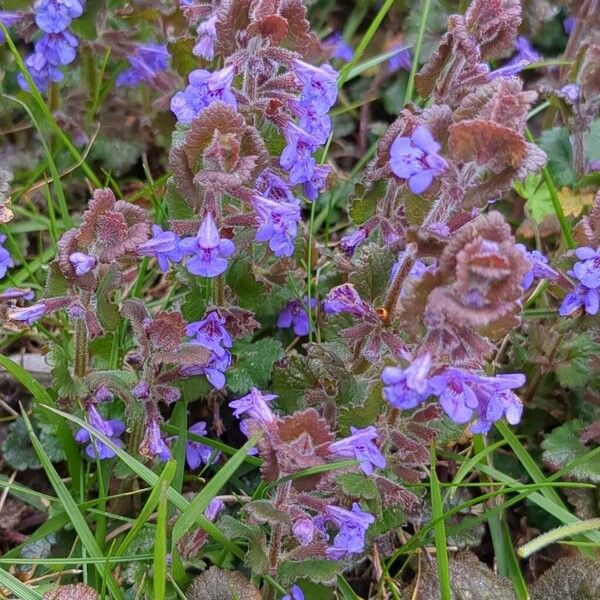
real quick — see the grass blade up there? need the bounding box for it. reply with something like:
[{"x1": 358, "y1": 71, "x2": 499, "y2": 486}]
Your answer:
[
  {"x1": 154, "y1": 475, "x2": 170, "y2": 600},
  {"x1": 0, "y1": 567, "x2": 42, "y2": 600},
  {"x1": 404, "y1": 0, "x2": 433, "y2": 104},
  {"x1": 20, "y1": 409, "x2": 125, "y2": 600},
  {"x1": 429, "y1": 444, "x2": 451, "y2": 600}
]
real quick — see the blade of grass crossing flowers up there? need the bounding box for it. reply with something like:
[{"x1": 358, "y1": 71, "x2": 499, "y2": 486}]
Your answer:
[
  {"x1": 430, "y1": 444, "x2": 452, "y2": 600},
  {"x1": 171, "y1": 432, "x2": 262, "y2": 547},
  {"x1": 0, "y1": 354, "x2": 81, "y2": 490},
  {"x1": 0, "y1": 567, "x2": 42, "y2": 600},
  {"x1": 40, "y1": 403, "x2": 246, "y2": 559},
  {"x1": 20, "y1": 409, "x2": 125, "y2": 600},
  {"x1": 154, "y1": 476, "x2": 170, "y2": 600}
]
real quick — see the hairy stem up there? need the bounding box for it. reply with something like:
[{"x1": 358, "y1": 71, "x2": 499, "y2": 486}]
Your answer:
[{"x1": 73, "y1": 319, "x2": 88, "y2": 379}]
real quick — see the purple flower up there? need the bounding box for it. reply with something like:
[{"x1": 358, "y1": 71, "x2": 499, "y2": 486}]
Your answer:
[
  {"x1": 339, "y1": 228, "x2": 366, "y2": 256},
  {"x1": 323, "y1": 32, "x2": 354, "y2": 62},
  {"x1": 561, "y1": 83, "x2": 580, "y2": 103},
  {"x1": 392, "y1": 257, "x2": 437, "y2": 282},
  {"x1": 516, "y1": 245, "x2": 559, "y2": 290},
  {"x1": 277, "y1": 297, "x2": 317, "y2": 337},
  {"x1": 564, "y1": 17, "x2": 575, "y2": 35},
  {"x1": 322, "y1": 283, "x2": 375, "y2": 319},
  {"x1": 253, "y1": 194, "x2": 301, "y2": 257},
  {"x1": 507, "y1": 36, "x2": 541, "y2": 67},
  {"x1": 292, "y1": 59, "x2": 339, "y2": 114},
  {"x1": 0, "y1": 12, "x2": 23, "y2": 44},
  {"x1": 303, "y1": 164, "x2": 330, "y2": 201},
  {"x1": 179, "y1": 213, "x2": 235, "y2": 277},
  {"x1": 116, "y1": 43, "x2": 170, "y2": 87},
  {"x1": 322, "y1": 503, "x2": 374, "y2": 560},
  {"x1": 35, "y1": 31, "x2": 78, "y2": 66},
  {"x1": 560, "y1": 285, "x2": 600, "y2": 316},
  {"x1": 133, "y1": 381, "x2": 150, "y2": 400},
  {"x1": 8, "y1": 302, "x2": 48, "y2": 324},
  {"x1": 382, "y1": 354, "x2": 432, "y2": 410},
  {"x1": 229, "y1": 388, "x2": 277, "y2": 424},
  {"x1": 93, "y1": 385, "x2": 113, "y2": 403},
  {"x1": 291, "y1": 100, "x2": 331, "y2": 145},
  {"x1": 428, "y1": 369, "x2": 525, "y2": 434},
  {"x1": 185, "y1": 421, "x2": 219, "y2": 470},
  {"x1": 329, "y1": 426, "x2": 386, "y2": 476},
  {"x1": 68, "y1": 251, "x2": 97, "y2": 276},
  {"x1": 0, "y1": 288, "x2": 34, "y2": 302},
  {"x1": 256, "y1": 170, "x2": 296, "y2": 203},
  {"x1": 389, "y1": 125, "x2": 448, "y2": 194},
  {"x1": 204, "y1": 498, "x2": 224, "y2": 522},
  {"x1": 282, "y1": 585, "x2": 305, "y2": 600},
  {"x1": 570, "y1": 247, "x2": 600, "y2": 288},
  {"x1": 292, "y1": 518, "x2": 315, "y2": 545},
  {"x1": 0, "y1": 234, "x2": 14, "y2": 279},
  {"x1": 186, "y1": 311, "x2": 232, "y2": 357},
  {"x1": 18, "y1": 52, "x2": 63, "y2": 91},
  {"x1": 389, "y1": 46, "x2": 412, "y2": 72},
  {"x1": 193, "y1": 14, "x2": 217, "y2": 60},
  {"x1": 137, "y1": 224, "x2": 183, "y2": 273},
  {"x1": 140, "y1": 418, "x2": 171, "y2": 461},
  {"x1": 181, "y1": 351, "x2": 231, "y2": 389},
  {"x1": 280, "y1": 123, "x2": 319, "y2": 185},
  {"x1": 170, "y1": 65, "x2": 237, "y2": 124},
  {"x1": 75, "y1": 405, "x2": 125, "y2": 460},
  {"x1": 34, "y1": 0, "x2": 83, "y2": 34}
]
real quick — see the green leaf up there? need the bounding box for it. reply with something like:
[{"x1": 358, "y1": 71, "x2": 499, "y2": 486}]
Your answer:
[
  {"x1": 530, "y1": 556, "x2": 600, "y2": 600},
  {"x1": 89, "y1": 137, "x2": 145, "y2": 176},
  {"x1": 218, "y1": 515, "x2": 268, "y2": 576},
  {"x1": 227, "y1": 337, "x2": 283, "y2": 394},
  {"x1": 243, "y1": 500, "x2": 291, "y2": 525},
  {"x1": 96, "y1": 265, "x2": 122, "y2": 333},
  {"x1": 542, "y1": 420, "x2": 600, "y2": 483},
  {"x1": 277, "y1": 559, "x2": 344, "y2": 587},
  {"x1": 338, "y1": 382, "x2": 383, "y2": 430},
  {"x1": 538, "y1": 127, "x2": 575, "y2": 187},
  {"x1": 69, "y1": 0, "x2": 104, "y2": 39},
  {"x1": 165, "y1": 177, "x2": 195, "y2": 220},
  {"x1": 0, "y1": 567, "x2": 42, "y2": 600},
  {"x1": 349, "y1": 181, "x2": 386, "y2": 225},
  {"x1": 555, "y1": 333, "x2": 600, "y2": 389},
  {"x1": 43, "y1": 262, "x2": 69, "y2": 297},
  {"x1": 337, "y1": 473, "x2": 379, "y2": 500},
  {"x1": 349, "y1": 242, "x2": 395, "y2": 302},
  {"x1": 168, "y1": 38, "x2": 197, "y2": 77}
]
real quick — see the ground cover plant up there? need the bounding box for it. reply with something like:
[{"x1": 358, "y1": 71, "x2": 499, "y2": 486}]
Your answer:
[{"x1": 1, "y1": 0, "x2": 600, "y2": 598}]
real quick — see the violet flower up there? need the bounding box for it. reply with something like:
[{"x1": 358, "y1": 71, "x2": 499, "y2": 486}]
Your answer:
[
  {"x1": 0, "y1": 288, "x2": 34, "y2": 302},
  {"x1": 339, "y1": 228, "x2": 366, "y2": 256},
  {"x1": 506, "y1": 36, "x2": 541, "y2": 67},
  {"x1": 116, "y1": 43, "x2": 170, "y2": 87},
  {"x1": 179, "y1": 213, "x2": 235, "y2": 277},
  {"x1": 256, "y1": 170, "x2": 296, "y2": 203},
  {"x1": 561, "y1": 83, "x2": 580, "y2": 103},
  {"x1": 277, "y1": 297, "x2": 317, "y2": 337},
  {"x1": 0, "y1": 233, "x2": 14, "y2": 279},
  {"x1": 389, "y1": 125, "x2": 448, "y2": 194},
  {"x1": 229, "y1": 388, "x2": 277, "y2": 424},
  {"x1": 186, "y1": 311, "x2": 232, "y2": 357},
  {"x1": 181, "y1": 351, "x2": 231, "y2": 389},
  {"x1": 329, "y1": 426, "x2": 386, "y2": 476},
  {"x1": 280, "y1": 123, "x2": 319, "y2": 185},
  {"x1": 253, "y1": 194, "x2": 301, "y2": 257},
  {"x1": 137, "y1": 224, "x2": 183, "y2": 273},
  {"x1": 323, "y1": 31, "x2": 354, "y2": 62},
  {"x1": 34, "y1": 31, "x2": 78, "y2": 65},
  {"x1": 34, "y1": 0, "x2": 83, "y2": 34},
  {"x1": 516, "y1": 244, "x2": 559, "y2": 290},
  {"x1": 75, "y1": 405, "x2": 125, "y2": 460},
  {"x1": 18, "y1": 52, "x2": 64, "y2": 91},
  {"x1": 292, "y1": 518, "x2": 315, "y2": 545},
  {"x1": 564, "y1": 17, "x2": 575, "y2": 35},
  {"x1": 292, "y1": 59, "x2": 339, "y2": 114},
  {"x1": 322, "y1": 283, "x2": 375, "y2": 319},
  {"x1": 322, "y1": 503, "x2": 375, "y2": 560},
  {"x1": 8, "y1": 302, "x2": 48, "y2": 324},
  {"x1": 303, "y1": 164, "x2": 330, "y2": 201},
  {"x1": 185, "y1": 422, "x2": 219, "y2": 470},
  {"x1": 560, "y1": 247, "x2": 600, "y2": 316},
  {"x1": 204, "y1": 498, "x2": 224, "y2": 522},
  {"x1": 389, "y1": 46, "x2": 412, "y2": 72},
  {"x1": 291, "y1": 99, "x2": 332, "y2": 145},
  {"x1": 170, "y1": 65, "x2": 237, "y2": 124},
  {"x1": 0, "y1": 12, "x2": 23, "y2": 44},
  {"x1": 139, "y1": 417, "x2": 171, "y2": 461},
  {"x1": 193, "y1": 14, "x2": 217, "y2": 60},
  {"x1": 282, "y1": 585, "x2": 305, "y2": 600},
  {"x1": 382, "y1": 353, "x2": 432, "y2": 410},
  {"x1": 69, "y1": 251, "x2": 97, "y2": 276}
]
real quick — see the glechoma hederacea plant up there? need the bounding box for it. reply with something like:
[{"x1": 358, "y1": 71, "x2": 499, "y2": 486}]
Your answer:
[{"x1": 2, "y1": 0, "x2": 600, "y2": 597}]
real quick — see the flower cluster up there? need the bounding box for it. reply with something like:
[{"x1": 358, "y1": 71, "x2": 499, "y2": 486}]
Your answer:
[
  {"x1": 116, "y1": 43, "x2": 169, "y2": 88},
  {"x1": 560, "y1": 247, "x2": 600, "y2": 316},
  {"x1": 19, "y1": 0, "x2": 84, "y2": 92}
]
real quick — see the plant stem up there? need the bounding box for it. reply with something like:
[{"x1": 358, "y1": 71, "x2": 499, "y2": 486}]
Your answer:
[
  {"x1": 404, "y1": 0, "x2": 433, "y2": 105},
  {"x1": 74, "y1": 319, "x2": 88, "y2": 379}
]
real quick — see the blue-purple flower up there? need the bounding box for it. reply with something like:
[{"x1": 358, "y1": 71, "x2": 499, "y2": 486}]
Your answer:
[
  {"x1": 8, "y1": 302, "x2": 48, "y2": 324},
  {"x1": 137, "y1": 224, "x2": 183, "y2": 273},
  {"x1": 253, "y1": 194, "x2": 301, "y2": 257},
  {"x1": 291, "y1": 99, "x2": 331, "y2": 145},
  {"x1": 69, "y1": 251, "x2": 97, "y2": 276},
  {"x1": 0, "y1": 233, "x2": 14, "y2": 279},
  {"x1": 329, "y1": 426, "x2": 386, "y2": 476},
  {"x1": 230, "y1": 388, "x2": 277, "y2": 424},
  {"x1": 181, "y1": 351, "x2": 231, "y2": 389},
  {"x1": 292, "y1": 517, "x2": 315, "y2": 545},
  {"x1": 339, "y1": 228, "x2": 366, "y2": 256},
  {"x1": 389, "y1": 46, "x2": 412, "y2": 72},
  {"x1": 0, "y1": 12, "x2": 23, "y2": 44},
  {"x1": 561, "y1": 83, "x2": 580, "y2": 103},
  {"x1": 18, "y1": 52, "x2": 64, "y2": 90},
  {"x1": 170, "y1": 65, "x2": 237, "y2": 124},
  {"x1": 323, "y1": 31, "x2": 353, "y2": 62},
  {"x1": 35, "y1": 31, "x2": 78, "y2": 65},
  {"x1": 516, "y1": 244, "x2": 559, "y2": 290},
  {"x1": 560, "y1": 247, "x2": 600, "y2": 316},
  {"x1": 303, "y1": 164, "x2": 330, "y2": 201},
  {"x1": 34, "y1": 0, "x2": 83, "y2": 34},
  {"x1": 116, "y1": 43, "x2": 170, "y2": 87},
  {"x1": 282, "y1": 585, "x2": 305, "y2": 600},
  {"x1": 321, "y1": 503, "x2": 374, "y2": 560},
  {"x1": 179, "y1": 213, "x2": 235, "y2": 277},
  {"x1": 256, "y1": 170, "x2": 296, "y2": 203},
  {"x1": 139, "y1": 417, "x2": 171, "y2": 461},
  {"x1": 186, "y1": 311, "x2": 232, "y2": 357},
  {"x1": 292, "y1": 59, "x2": 339, "y2": 114},
  {"x1": 389, "y1": 125, "x2": 448, "y2": 194},
  {"x1": 507, "y1": 36, "x2": 540, "y2": 67},
  {"x1": 280, "y1": 123, "x2": 319, "y2": 185},
  {"x1": 322, "y1": 283, "x2": 375, "y2": 319},
  {"x1": 277, "y1": 297, "x2": 317, "y2": 337},
  {"x1": 193, "y1": 14, "x2": 217, "y2": 60},
  {"x1": 428, "y1": 369, "x2": 525, "y2": 434},
  {"x1": 185, "y1": 422, "x2": 219, "y2": 470},
  {"x1": 75, "y1": 405, "x2": 125, "y2": 460},
  {"x1": 382, "y1": 353, "x2": 432, "y2": 410}
]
